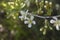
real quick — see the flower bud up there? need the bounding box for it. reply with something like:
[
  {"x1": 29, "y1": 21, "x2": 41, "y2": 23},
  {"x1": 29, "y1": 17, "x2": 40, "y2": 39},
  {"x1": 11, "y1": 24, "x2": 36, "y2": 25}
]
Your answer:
[
  {"x1": 49, "y1": 2, "x2": 52, "y2": 5},
  {"x1": 45, "y1": 1, "x2": 48, "y2": 4}
]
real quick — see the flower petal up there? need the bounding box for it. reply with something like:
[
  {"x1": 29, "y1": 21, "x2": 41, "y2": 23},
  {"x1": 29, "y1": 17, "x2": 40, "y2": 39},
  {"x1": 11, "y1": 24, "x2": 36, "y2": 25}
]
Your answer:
[
  {"x1": 28, "y1": 24, "x2": 32, "y2": 28},
  {"x1": 19, "y1": 16, "x2": 23, "y2": 19},
  {"x1": 30, "y1": 16, "x2": 34, "y2": 20},
  {"x1": 19, "y1": 16, "x2": 24, "y2": 21},
  {"x1": 25, "y1": 16, "x2": 27, "y2": 19},
  {"x1": 20, "y1": 11, "x2": 25, "y2": 15},
  {"x1": 53, "y1": 17, "x2": 57, "y2": 20},
  {"x1": 26, "y1": 10, "x2": 29, "y2": 13},
  {"x1": 50, "y1": 19, "x2": 56, "y2": 24},
  {"x1": 56, "y1": 25, "x2": 60, "y2": 30},
  {"x1": 32, "y1": 21, "x2": 36, "y2": 24},
  {"x1": 24, "y1": 21, "x2": 28, "y2": 24}
]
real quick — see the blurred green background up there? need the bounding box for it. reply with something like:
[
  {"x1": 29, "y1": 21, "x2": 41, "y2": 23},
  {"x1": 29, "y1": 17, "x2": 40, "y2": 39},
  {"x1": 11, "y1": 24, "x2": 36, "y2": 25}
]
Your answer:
[{"x1": 0, "y1": 0, "x2": 60, "y2": 40}]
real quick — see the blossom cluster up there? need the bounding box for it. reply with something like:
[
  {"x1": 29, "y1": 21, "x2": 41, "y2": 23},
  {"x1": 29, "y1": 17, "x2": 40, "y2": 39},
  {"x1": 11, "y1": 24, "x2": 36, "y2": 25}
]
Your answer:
[
  {"x1": 19, "y1": 0, "x2": 60, "y2": 30},
  {"x1": 19, "y1": 10, "x2": 60, "y2": 30},
  {"x1": 50, "y1": 17, "x2": 60, "y2": 30},
  {"x1": 19, "y1": 10, "x2": 36, "y2": 28}
]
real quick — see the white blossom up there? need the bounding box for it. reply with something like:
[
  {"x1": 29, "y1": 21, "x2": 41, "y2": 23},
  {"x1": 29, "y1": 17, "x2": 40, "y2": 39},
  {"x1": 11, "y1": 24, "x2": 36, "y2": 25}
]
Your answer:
[
  {"x1": 19, "y1": 10, "x2": 29, "y2": 21},
  {"x1": 50, "y1": 17, "x2": 60, "y2": 30},
  {"x1": 50, "y1": 19, "x2": 56, "y2": 24},
  {"x1": 24, "y1": 15, "x2": 36, "y2": 28}
]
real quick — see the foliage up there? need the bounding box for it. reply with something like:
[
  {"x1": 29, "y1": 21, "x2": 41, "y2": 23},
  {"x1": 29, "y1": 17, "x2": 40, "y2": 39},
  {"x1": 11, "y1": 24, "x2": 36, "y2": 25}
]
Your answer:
[{"x1": 0, "y1": 0, "x2": 60, "y2": 40}]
